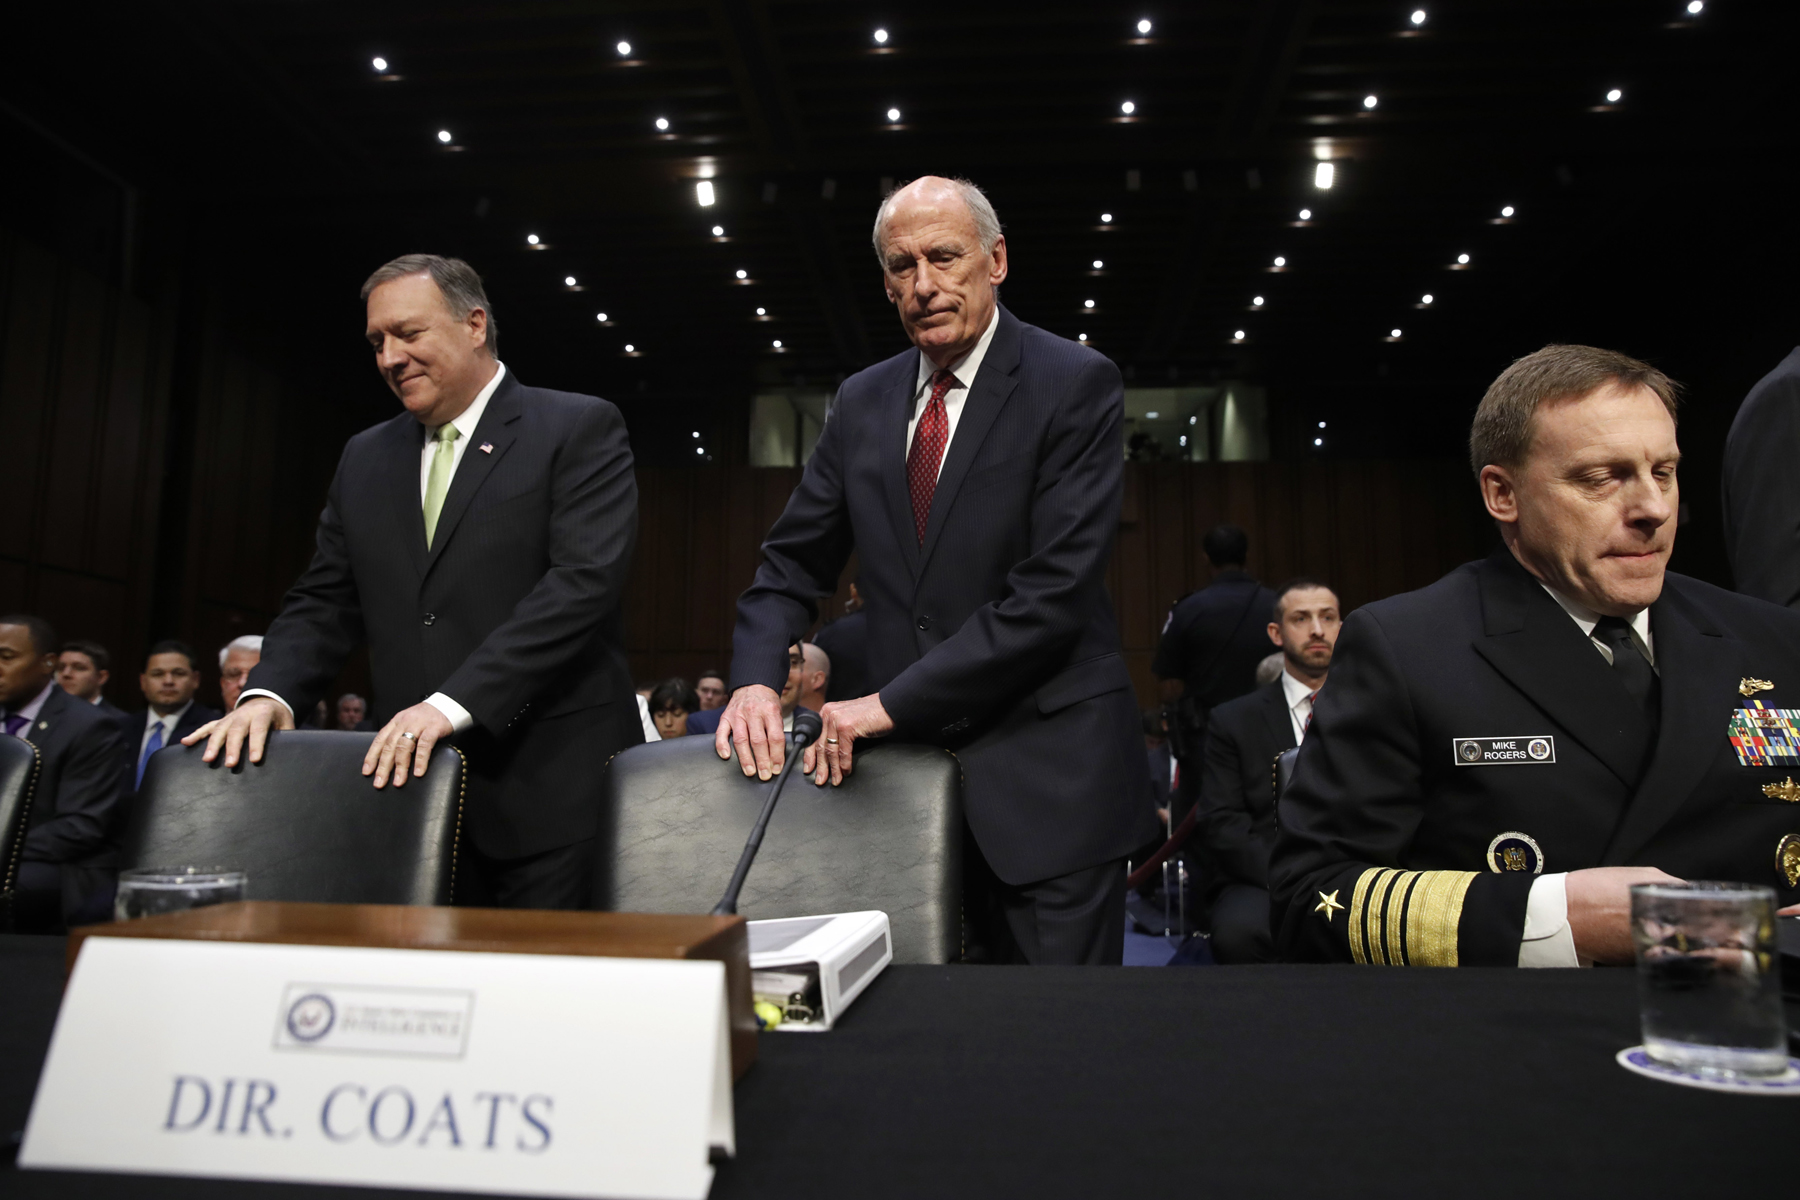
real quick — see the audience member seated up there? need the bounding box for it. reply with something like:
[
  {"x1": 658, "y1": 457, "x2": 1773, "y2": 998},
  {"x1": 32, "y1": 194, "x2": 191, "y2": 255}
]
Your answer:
[
  {"x1": 126, "y1": 640, "x2": 222, "y2": 794},
  {"x1": 694, "y1": 668, "x2": 727, "y2": 711},
  {"x1": 689, "y1": 643, "x2": 809, "y2": 737},
  {"x1": 812, "y1": 582, "x2": 871, "y2": 703},
  {"x1": 57, "y1": 639, "x2": 129, "y2": 728},
  {"x1": 0, "y1": 615, "x2": 130, "y2": 932},
  {"x1": 648, "y1": 678, "x2": 700, "y2": 739},
  {"x1": 335, "y1": 692, "x2": 374, "y2": 731},
  {"x1": 797, "y1": 642, "x2": 831, "y2": 714},
  {"x1": 1199, "y1": 579, "x2": 1341, "y2": 964},
  {"x1": 217, "y1": 634, "x2": 263, "y2": 712},
  {"x1": 1273, "y1": 344, "x2": 1800, "y2": 967}
]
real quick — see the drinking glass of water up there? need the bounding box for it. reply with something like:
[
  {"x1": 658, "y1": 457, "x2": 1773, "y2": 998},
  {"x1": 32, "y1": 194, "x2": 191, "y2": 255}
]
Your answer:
[
  {"x1": 1631, "y1": 881, "x2": 1785, "y2": 1078},
  {"x1": 114, "y1": 867, "x2": 248, "y2": 922}
]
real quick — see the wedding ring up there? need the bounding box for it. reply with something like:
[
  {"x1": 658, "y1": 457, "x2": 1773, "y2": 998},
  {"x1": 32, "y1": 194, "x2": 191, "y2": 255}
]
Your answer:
[
  {"x1": 400, "y1": 731, "x2": 417, "y2": 741},
  {"x1": 826, "y1": 737, "x2": 839, "y2": 744}
]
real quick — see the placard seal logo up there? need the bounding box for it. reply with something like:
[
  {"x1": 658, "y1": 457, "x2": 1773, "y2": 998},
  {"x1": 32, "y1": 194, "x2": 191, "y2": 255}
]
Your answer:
[
  {"x1": 1485, "y1": 831, "x2": 1545, "y2": 874},
  {"x1": 285, "y1": 993, "x2": 336, "y2": 1042}
]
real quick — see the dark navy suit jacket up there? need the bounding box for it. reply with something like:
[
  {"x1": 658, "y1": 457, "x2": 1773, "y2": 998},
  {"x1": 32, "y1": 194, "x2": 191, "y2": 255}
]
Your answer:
[
  {"x1": 729, "y1": 307, "x2": 1157, "y2": 884},
  {"x1": 1723, "y1": 346, "x2": 1800, "y2": 610}
]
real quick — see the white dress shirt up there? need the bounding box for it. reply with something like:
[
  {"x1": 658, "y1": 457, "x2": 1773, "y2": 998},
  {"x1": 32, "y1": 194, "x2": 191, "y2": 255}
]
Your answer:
[
  {"x1": 139, "y1": 700, "x2": 193, "y2": 758},
  {"x1": 1518, "y1": 583, "x2": 1655, "y2": 968},
  {"x1": 904, "y1": 309, "x2": 1000, "y2": 477},
  {"x1": 1, "y1": 680, "x2": 56, "y2": 737},
  {"x1": 1280, "y1": 668, "x2": 1319, "y2": 746},
  {"x1": 241, "y1": 362, "x2": 507, "y2": 735}
]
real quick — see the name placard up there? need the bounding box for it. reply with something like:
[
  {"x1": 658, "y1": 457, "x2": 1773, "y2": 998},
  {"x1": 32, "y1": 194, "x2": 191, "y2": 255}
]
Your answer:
[{"x1": 21, "y1": 937, "x2": 733, "y2": 1199}]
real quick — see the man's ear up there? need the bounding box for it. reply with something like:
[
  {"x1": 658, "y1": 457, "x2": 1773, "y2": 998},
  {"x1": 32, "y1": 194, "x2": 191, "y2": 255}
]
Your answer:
[
  {"x1": 468, "y1": 307, "x2": 490, "y2": 350},
  {"x1": 1479, "y1": 464, "x2": 1519, "y2": 525},
  {"x1": 1266, "y1": 621, "x2": 1283, "y2": 648}
]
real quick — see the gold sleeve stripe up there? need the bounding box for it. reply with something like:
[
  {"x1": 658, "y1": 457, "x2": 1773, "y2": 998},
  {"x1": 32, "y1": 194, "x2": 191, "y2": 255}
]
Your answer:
[{"x1": 1347, "y1": 866, "x2": 1478, "y2": 967}]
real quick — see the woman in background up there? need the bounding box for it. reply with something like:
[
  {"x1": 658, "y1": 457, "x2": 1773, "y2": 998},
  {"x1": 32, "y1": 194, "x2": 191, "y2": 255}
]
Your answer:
[{"x1": 648, "y1": 677, "x2": 700, "y2": 740}]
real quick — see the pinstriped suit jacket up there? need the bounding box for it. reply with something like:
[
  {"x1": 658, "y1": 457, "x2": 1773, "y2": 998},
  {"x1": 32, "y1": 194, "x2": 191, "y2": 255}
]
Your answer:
[{"x1": 730, "y1": 307, "x2": 1158, "y2": 884}]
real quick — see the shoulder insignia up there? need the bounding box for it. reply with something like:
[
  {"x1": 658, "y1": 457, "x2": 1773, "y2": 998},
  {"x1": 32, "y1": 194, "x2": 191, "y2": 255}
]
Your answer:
[{"x1": 1741, "y1": 678, "x2": 1775, "y2": 697}]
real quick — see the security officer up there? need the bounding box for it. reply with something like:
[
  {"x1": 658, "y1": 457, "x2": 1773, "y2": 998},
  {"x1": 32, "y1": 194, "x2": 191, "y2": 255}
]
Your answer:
[
  {"x1": 1272, "y1": 344, "x2": 1800, "y2": 967},
  {"x1": 1152, "y1": 524, "x2": 1277, "y2": 827}
]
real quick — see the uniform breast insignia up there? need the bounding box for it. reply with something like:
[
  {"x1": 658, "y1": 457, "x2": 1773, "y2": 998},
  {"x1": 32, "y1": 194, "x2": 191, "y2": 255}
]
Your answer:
[
  {"x1": 1728, "y1": 702, "x2": 1800, "y2": 767},
  {"x1": 1740, "y1": 678, "x2": 1775, "y2": 697},
  {"x1": 1764, "y1": 778, "x2": 1800, "y2": 804},
  {"x1": 1485, "y1": 832, "x2": 1545, "y2": 874},
  {"x1": 1778, "y1": 835, "x2": 1800, "y2": 888},
  {"x1": 1314, "y1": 890, "x2": 1344, "y2": 922},
  {"x1": 1452, "y1": 736, "x2": 1555, "y2": 765}
]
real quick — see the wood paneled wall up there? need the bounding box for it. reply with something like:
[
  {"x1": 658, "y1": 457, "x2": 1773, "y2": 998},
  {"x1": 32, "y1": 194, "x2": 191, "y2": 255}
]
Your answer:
[{"x1": 626, "y1": 461, "x2": 1489, "y2": 707}]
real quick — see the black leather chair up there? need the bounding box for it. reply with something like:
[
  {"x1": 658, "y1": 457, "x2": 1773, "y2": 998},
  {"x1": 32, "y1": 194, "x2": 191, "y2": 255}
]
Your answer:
[
  {"x1": 0, "y1": 735, "x2": 40, "y2": 929},
  {"x1": 119, "y1": 731, "x2": 464, "y2": 906},
  {"x1": 596, "y1": 734, "x2": 962, "y2": 964}
]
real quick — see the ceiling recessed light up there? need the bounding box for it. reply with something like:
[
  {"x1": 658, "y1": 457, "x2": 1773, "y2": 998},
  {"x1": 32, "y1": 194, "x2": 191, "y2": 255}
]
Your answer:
[
  {"x1": 1092, "y1": 259, "x2": 1104, "y2": 269},
  {"x1": 1314, "y1": 437, "x2": 1324, "y2": 446},
  {"x1": 655, "y1": 117, "x2": 669, "y2": 131},
  {"x1": 1233, "y1": 330, "x2": 1246, "y2": 341},
  {"x1": 1298, "y1": 208, "x2": 1312, "y2": 220},
  {"x1": 873, "y1": 27, "x2": 888, "y2": 44},
  {"x1": 1078, "y1": 333, "x2": 1088, "y2": 341},
  {"x1": 564, "y1": 276, "x2": 577, "y2": 287},
  {"x1": 526, "y1": 234, "x2": 540, "y2": 245},
  {"x1": 755, "y1": 306, "x2": 766, "y2": 316},
  {"x1": 1421, "y1": 293, "x2": 1434, "y2": 304},
  {"x1": 1363, "y1": 94, "x2": 1378, "y2": 109},
  {"x1": 1411, "y1": 9, "x2": 1426, "y2": 26},
  {"x1": 772, "y1": 339, "x2": 782, "y2": 348},
  {"x1": 624, "y1": 343, "x2": 635, "y2": 352},
  {"x1": 1314, "y1": 162, "x2": 1335, "y2": 189},
  {"x1": 1145, "y1": 411, "x2": 1161, "y2": 420},
  {"x1": 436, "y1": 129, "x2": 453, "y2": 144},
  {"x1": 708, "y1": 226, "x2": 723, "y2": 238},
  {"x1": 695, "y1": 446, "x2": 705, "y2": 455},
  {"x1": 1084, "y1": 299, "x2": 1096, "y2": 309},
  {"x1": 1100, "y1": 212, "x2": 1114, "y2": 223},
  {"x1": 616, "y1": 40, "x2": 632, "y2": 56},
  {"x1": 1252, "y1": 295, "x2": 1265, "y2": 306},
  {"x1": 1686, "y1": 0, "x2": 1703, "y2": 12},
  {"x1": 1457, "y1": 253, "x2": 1470, "y2": 264},
  {"x1": 1501, "y1": 205, "x2": 1515, "y2": 217},
  {"x1": 596, "y1": 312, "x2": 609, "y2": 322},
  {"x1": 1136, "y1": 18, "x2": 1152, "y2": 34},
  {"x1": 371, "y1": 56, "x2": 388, "y2": 72},
  {"x1": 886, "y1": 107, "x2": 901, "y2": 122},
  {"x1": 1606, "y1": 87, "x2": 1623, "y2": 103},
  {"x1": 1120, "y1": 100, "x2": 1136, "y2": 115},
  {"x1": 1273, "y1": 255, "x2": 1287, "y2": 267},
  {"x1": 1390, "y1": 328, "x2": 1403, "y2": 338},
  {"x1": 1318, "y1": 421, "x2": 1327, "y2": 429},
  {"x1": 692, "y1": 431, "x2": 701, "y2": 438},
  {"x1": 735, "y1": 269, "x2": 748, "y2": 280},
  {"x1": 696, "y1": 181, "x2": 716, "y2": 207}
]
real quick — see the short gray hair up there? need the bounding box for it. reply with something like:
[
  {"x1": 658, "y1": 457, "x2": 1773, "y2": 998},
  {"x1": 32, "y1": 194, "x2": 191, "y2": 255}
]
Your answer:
[
  {"x1": 871, "y1": 177, "x2": 1003, "y2": 263},
  {"x1": 218, "y1": 634, "x2": 263, "y2": 669},
  {"x1": 360, "y1": 254, "x2": 498, "y2": 357},
  {"x1": 1469, "y1": 344, "x2": 1678, "y2": 476}
]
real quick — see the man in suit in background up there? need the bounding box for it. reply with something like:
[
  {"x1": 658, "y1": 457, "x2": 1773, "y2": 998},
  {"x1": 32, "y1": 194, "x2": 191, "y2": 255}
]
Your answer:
[
  {"x1": 57, "y1": 640, "x2": 129, "y2": 728},
  {"x1": 217, "y1": 635, "x2": 263, "y2": 713},
  {"x1": 717, "y1": 176, "x2": 1155, "y2": 965},
  {"x1": 188, "y1": 254, "x2": 642, "y2": 909},
  {"x1": 694, "y1": 669, "x2": 727, "y2": 712},
  {"x1": 813, "y1": 582, "x2": 872, "y2": 703},
  {"x1": 128, "y1": 641, "x2": 221, "y2": 792},
  {"x1": 335, "y1": 693, "x2": 375, "y2": 732},
  {"x1": 797, "y1": 643, "x2": 831, "y2": 714},
  {"x1": 688, "y1": 643, "x2": 806, "y2": 738},
  {"x1": 1722, "y1": 347, "x2": 1800, "y2": 610},
  {"x1": 1198, "y1": 579, "x2": 1340, "y2": 963},
  {"x1": 1152, "y1": 526, "x2": 1279, "y2": 828},
  {"x1": 1, "y1": 616, "x2": 129, "y2": 931},
  {"x1": 1273, "y1": 345, "x2": 1800, "y2": 967}
]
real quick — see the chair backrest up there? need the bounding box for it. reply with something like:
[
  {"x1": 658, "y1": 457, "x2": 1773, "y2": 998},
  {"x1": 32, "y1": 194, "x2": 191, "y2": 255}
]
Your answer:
[
  {"x1": 597, "y1": 735, "x2": 962, "y2": 964},
  {"x1": 1273, "y1": 746, "x2": 1300, "y2": 805},
  {"x1": 0, "y1": 736, "x2": 41, "y2": 928},
  {"x1": 120, "y1": 731, "x2": 464, "y2": 906}
]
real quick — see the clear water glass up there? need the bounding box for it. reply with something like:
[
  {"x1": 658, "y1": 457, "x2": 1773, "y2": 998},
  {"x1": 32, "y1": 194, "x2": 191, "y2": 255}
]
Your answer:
[
  {"x1": 113, "y1": 867, "x2": 248, "y2": 922},
  {"x1": 1631, "y1": 881, "x2": 1786, "y2": 1078}
]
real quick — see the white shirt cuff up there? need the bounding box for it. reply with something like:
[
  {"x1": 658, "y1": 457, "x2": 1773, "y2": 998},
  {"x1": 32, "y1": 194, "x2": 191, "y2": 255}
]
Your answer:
[
  {"x1": 237, "y1": 689, "x2": 293, "y2": 718},
  {"x1": 1517, "y1": 872, "x2": 1582, "y2": 968},
  {"x1": 424, "y1": 693, "x2": 475, "y2": 734}
]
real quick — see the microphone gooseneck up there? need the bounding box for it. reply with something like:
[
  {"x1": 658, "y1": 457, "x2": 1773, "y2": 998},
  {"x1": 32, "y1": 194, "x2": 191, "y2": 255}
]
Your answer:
[{"x1": 711, "y1": 713, "x2": 823, "y2": 916}]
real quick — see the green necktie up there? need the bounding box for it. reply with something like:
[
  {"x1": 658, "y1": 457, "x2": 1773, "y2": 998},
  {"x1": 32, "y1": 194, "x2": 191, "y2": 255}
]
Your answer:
[{"x1": 423, "y1": 423, "x2": 461, "y2": 548}]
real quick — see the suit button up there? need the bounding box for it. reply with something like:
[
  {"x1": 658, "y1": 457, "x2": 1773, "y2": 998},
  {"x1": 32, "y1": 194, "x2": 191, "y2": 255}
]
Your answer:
[
  {"x1": 917, "y1": 615, "x2": 932, "y2": 631},
  {"x1": 423, "y1": 613, "x2": 436, "y2": 626}
]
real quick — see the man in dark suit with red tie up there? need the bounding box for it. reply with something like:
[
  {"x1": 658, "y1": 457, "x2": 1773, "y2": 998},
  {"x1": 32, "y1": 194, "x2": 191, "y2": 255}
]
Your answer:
[
  {"x1": 717, "y1": 176, "x2": 1156, "y2": 964},
  {"x1": 187, "y1": 255, "x2": 642, "y2": 909}
]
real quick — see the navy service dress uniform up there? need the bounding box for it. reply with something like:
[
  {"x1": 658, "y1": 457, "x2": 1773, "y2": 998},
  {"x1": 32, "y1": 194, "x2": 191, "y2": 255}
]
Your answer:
[{"x1": 1271, "y1": 549, "x2": 1800, "y2": 966}]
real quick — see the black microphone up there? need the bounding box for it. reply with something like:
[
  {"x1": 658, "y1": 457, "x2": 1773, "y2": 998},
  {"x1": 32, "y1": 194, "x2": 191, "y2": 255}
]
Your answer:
[{"x1": 712, "y1": 709, "x2": 824, "y2": 917}]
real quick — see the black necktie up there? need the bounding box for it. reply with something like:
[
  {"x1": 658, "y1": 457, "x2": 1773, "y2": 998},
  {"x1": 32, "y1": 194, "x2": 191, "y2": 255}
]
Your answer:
[{"x1": 1594, "y1": 616, "x2": 1659, "y2": 730}]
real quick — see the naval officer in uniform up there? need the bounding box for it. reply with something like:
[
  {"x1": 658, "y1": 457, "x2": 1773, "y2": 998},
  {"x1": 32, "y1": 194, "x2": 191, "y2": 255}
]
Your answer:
[{"x1": 1271, "y1": 344, "x2": 1800, "y2": 967}]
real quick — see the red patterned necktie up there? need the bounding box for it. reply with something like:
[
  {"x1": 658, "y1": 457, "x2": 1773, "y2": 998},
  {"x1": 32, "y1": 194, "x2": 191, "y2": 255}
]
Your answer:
[
  {"x1": 906, "y1": 368, "x2": 958, "y2": 545},
  {"x1": 1304, "y1": 691, "x2": 1318, "y2": 731}
]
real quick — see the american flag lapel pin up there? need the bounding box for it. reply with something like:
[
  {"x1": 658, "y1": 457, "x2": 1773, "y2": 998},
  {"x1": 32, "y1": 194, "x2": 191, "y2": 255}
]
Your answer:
[{"x1": 480, "y1": 442, "x2": 494, "y2": 454}]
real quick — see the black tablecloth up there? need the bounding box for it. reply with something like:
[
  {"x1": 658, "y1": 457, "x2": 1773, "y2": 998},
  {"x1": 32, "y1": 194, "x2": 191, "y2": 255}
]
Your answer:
[{"x1": 0, "y1": 934, "x2": 1787, "y2": 1198}]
